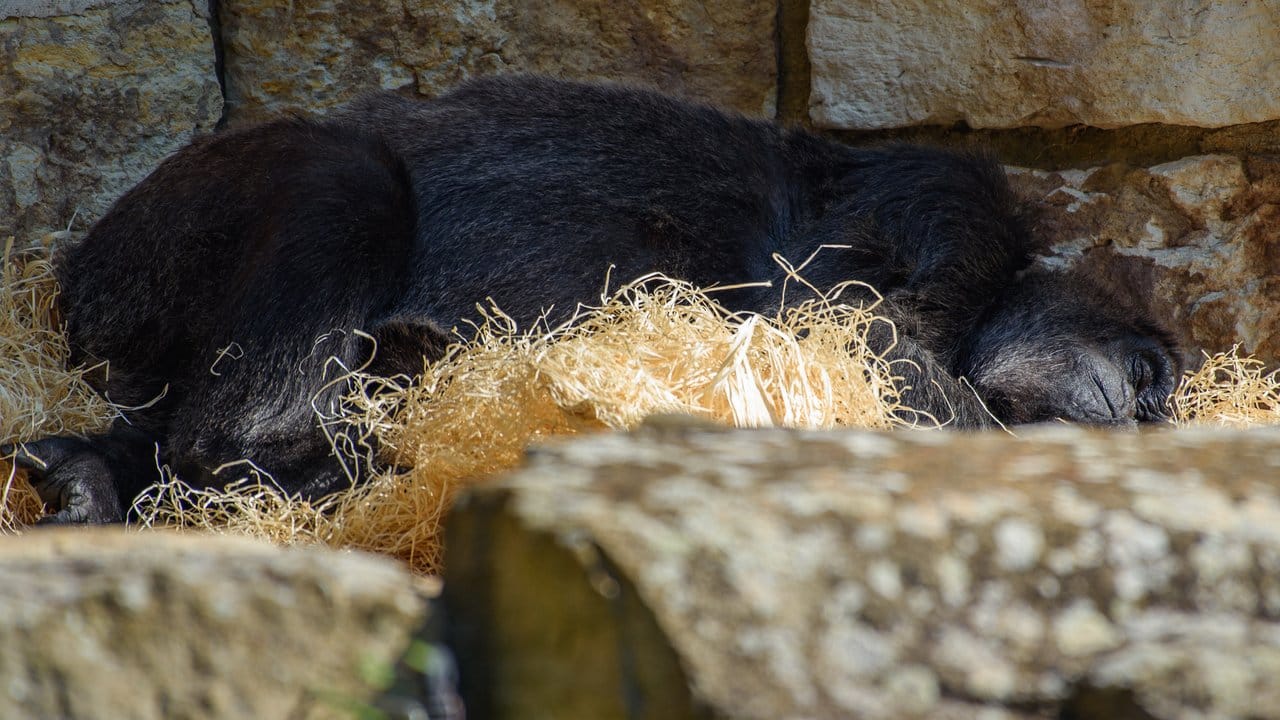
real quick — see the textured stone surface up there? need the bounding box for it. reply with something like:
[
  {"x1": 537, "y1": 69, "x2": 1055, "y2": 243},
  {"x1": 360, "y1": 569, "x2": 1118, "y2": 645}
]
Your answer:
[
  {"x1": 218, "y1": 0, "x2": 777, "y2": 124},
  {"x1": 0, "y1": 529, "x2": 427, "y2": 720},
  {"x1": 1010, "y1": 155, "x2": 1280, "y2": 364},
  {"x1": 447, "y1": 418, "x2": 1280, "y2": 719},
  {"x1": 0, "y1": 1, "x2": 117, "y2": 17},
  {"x1": 0, "y1": 0, "x2": 222, "y2": 243},
  {"x1": 808, "y1": 0, "x2": 1280, "y2": 130}
]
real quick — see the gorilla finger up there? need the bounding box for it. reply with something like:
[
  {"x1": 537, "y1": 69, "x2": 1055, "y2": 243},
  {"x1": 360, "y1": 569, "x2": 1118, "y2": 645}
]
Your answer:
[
  {"x1": 3, "y1": 442, "x2": 49, "y2": 472},
  {"x1": 4, "y1": 447, "x2": 63, "y2": 506},
  {"x1": 35, "y1": 504, "x2": 94, "y2": 525},
  {"x1": 30, "y1": 470, "x2": 80, "y2": 509},
  {"x1": 3, "y1": 438, "x2": 109, "y2": 509},
  {"x1": 2, "y1": 437, "x2": 89, "y2": 474},
  {"x1": 34, "y1": 478, "x2": 120, "y2": 525}
]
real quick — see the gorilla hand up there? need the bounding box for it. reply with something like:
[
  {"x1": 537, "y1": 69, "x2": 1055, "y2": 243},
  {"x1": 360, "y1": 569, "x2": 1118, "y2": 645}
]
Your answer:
[{"x1": 3, "y1": 437, "x2": 125, "y2": 524}]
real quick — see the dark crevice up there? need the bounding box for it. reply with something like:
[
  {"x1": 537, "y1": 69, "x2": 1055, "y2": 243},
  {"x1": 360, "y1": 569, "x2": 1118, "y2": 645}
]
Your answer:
[
  {"x1": 775, "y1": 0, "x2": 812, "y2": 126},
  {"x1": 932, "y1": 679, "x2": 1165, "y2": 720},
  {"x1": 1059, "y1": 685, "x2": 1160, "y2": 720},
  {"x1": 207, "y1": 0, "x2": 229, "y2": 130},
  {"x1": 829, "y1": 118, "x2": 1280, "y2": 171}
]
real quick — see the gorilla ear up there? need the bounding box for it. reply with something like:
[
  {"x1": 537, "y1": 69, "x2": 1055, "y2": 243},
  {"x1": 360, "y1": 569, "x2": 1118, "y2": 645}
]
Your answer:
[{"x1": 366, "y1": 316, "x2": 452, "y2": 379}]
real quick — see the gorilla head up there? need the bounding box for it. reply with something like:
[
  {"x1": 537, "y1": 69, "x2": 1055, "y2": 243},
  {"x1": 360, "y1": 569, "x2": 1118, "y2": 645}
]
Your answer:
[{"x1": 958, "y1": 268, "x2": 1180, "y2": 426}]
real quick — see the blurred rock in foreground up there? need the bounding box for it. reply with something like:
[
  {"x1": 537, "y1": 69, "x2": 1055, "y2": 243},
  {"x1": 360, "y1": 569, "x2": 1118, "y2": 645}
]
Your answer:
[
  {"x1": 0, "y1": 529, "x2": 428, "y2": 720},
  {"x1": 446, "y1": 418, "x2": 1280, "y2": 720}
]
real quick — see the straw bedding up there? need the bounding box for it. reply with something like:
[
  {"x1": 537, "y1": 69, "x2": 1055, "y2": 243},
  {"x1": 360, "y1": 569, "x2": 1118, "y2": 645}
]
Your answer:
[{"x1": 2, "y1": 242, "x2": 1276, "y2": 573}]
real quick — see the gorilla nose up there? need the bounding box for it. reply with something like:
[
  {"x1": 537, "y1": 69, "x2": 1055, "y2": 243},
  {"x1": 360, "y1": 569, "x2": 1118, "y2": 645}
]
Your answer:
[{"x1": 1082, "y1": 365, "x2": 1138, "y2": 425}]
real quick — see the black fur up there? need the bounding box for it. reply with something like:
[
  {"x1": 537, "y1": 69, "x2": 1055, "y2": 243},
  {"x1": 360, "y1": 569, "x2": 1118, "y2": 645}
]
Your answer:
[{"x1": 4, "y1": 76, "x2": 1179, "y2": 523}]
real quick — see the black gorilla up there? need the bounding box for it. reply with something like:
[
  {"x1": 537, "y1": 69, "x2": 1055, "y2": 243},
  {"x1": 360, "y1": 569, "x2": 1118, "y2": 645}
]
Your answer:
[{"x1": 4, "y1": 75, "x2": 1179, "y2": 523}]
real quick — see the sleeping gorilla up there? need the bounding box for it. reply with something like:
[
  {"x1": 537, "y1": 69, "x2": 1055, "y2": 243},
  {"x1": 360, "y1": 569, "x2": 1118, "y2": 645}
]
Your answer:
[{"x1": 4, "y1": 75, "x2": 1179, "y2": 524}]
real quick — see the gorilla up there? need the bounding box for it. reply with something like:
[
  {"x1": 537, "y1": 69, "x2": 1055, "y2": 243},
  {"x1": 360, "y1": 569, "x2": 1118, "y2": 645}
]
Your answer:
[{"x1": 3, "y1": 75, "x2": 1179, "y2": 524}]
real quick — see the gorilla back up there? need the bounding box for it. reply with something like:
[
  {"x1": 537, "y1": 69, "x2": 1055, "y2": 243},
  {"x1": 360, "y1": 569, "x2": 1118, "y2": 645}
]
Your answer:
[{"x1": 5, "y1": 75, "x2": 1179, "y2": 524}]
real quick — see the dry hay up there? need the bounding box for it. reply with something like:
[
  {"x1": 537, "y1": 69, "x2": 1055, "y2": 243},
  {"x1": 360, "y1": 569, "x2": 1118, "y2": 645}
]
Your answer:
[
  {"x1": 1172, "y1": 347, "x2": 1280, "y2": 427},
  {"x1": 3, "y1": 240, "x2": 1279, "y2": 574},
  {"x1": 0, "y1": 239, "x2": 116, "y2": 532},
  {"x1": 132, "y1": 272, "x2": 908, "y2": 573}
]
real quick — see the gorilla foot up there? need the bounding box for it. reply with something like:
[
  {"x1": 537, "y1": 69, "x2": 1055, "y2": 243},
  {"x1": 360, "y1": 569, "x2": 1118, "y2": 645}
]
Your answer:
[{"x1": 3, "y1": 437, "x2": 125, "y2": 524}]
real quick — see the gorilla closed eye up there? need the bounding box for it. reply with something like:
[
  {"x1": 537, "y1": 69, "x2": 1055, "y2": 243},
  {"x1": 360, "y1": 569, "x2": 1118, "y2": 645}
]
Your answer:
[
  {"x1": 1129, "y1": 352, "x2": 1155, "y2": 396},
  {"x1": 1129, "y1": 344, "x2": 1178, "y2": 423}
]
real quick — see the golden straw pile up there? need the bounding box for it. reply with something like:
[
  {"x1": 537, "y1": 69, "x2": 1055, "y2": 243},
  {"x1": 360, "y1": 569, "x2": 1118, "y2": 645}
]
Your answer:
[
  {"x1": 0, "y1": 240, "x2": 115, "y2": 533},
  {"x1": 129, "y1": 275, "x2": 903, "y2": 573},
  {"x1": 2, "y1": 242, "x2": 1278, "y2": 573},
  {"x1": 1171, "y1": 348, "x2": 1280, "y2": 426}
]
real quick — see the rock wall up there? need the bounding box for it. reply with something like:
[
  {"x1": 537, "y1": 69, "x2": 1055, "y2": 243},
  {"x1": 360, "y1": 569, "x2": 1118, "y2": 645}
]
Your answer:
[
  {"x1": 1, "y1": 0, "x2": 1278, "y2": 359},
  {"x1": 1012, "y1": 156, "x2": 1280, "y2": 362},
  {"x1": 0, "y1": 0, "x2": 222, "y2": 241},
  {"x1": 807, "y1": 0, "x2": 1280, "y2": 130},
  {"x1": 218, "y1": 0, "x2": 778, "y2": 124},
  {"x1": 446, "y1": 419, "x2": 1280, "y2": 719}
]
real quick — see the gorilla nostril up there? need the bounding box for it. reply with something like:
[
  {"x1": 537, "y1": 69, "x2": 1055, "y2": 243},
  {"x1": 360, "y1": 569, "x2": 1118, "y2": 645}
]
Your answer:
[{"x1": 1089, "y1": 360, "x2": 1142, "y2": 422}]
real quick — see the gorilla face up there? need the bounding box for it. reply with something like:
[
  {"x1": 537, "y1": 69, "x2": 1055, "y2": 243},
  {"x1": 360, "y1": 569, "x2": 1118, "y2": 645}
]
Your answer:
[{"x1": 958, "y1": 270, "x2": 1181, "y2": 426}]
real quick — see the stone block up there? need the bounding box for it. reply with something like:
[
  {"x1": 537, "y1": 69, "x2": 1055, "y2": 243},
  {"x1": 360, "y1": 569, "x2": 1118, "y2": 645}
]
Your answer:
[
  {"x1": 219, "y1": 0, "x2": 777, "y2": 124},
  {"x1": 0, "y1": 0, "x2": 222, "y2": 242},
  {"x1": 808, "y1": 0, "x2": 1280, "y2": 130}
]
